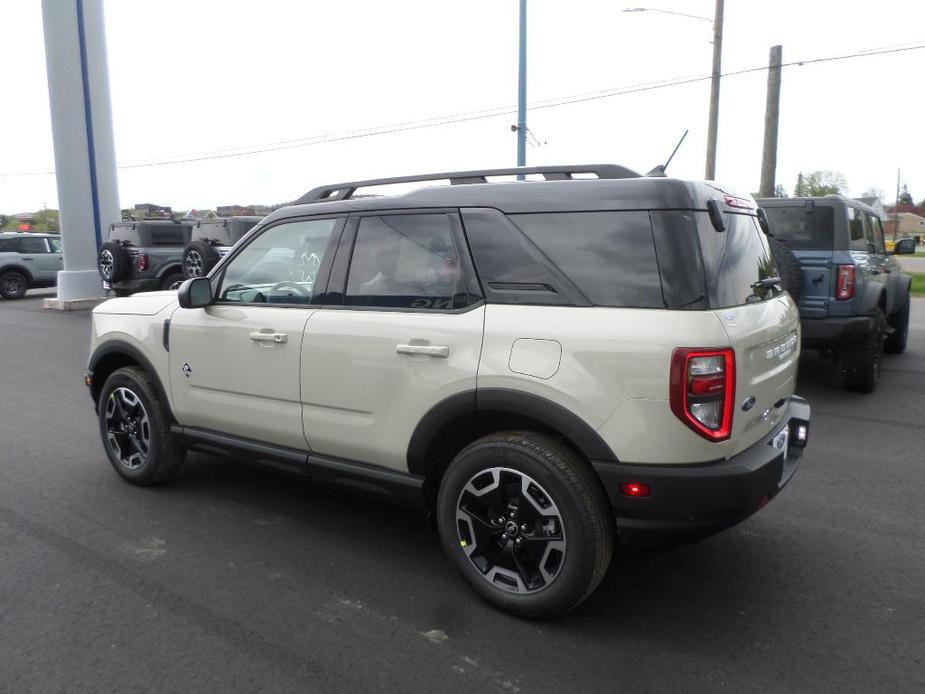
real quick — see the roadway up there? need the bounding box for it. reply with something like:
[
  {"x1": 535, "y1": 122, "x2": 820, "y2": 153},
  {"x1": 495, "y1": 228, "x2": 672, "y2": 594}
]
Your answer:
[{"x1": 1, "y1": 293, "x2": 923, "y2": 693}]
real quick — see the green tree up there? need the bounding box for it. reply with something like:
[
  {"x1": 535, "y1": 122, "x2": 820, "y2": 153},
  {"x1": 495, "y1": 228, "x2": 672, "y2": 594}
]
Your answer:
[
  {"x1": 802, "y1": 170, "x2": 848, "y2": 196},
  {"x1": 898, "y1": 184, "x2": 913, "y2": 205},
  {"x1": 794, "y1": 172, "x2": 808, "y2": 197},
  {"x1": 861, "y1": 187, "x2": 884, "y2": 201},
  {"x1": 773, "y1": 184, "x2": 787, "y2": 198},
  {"x1": 32, "y1": 209, "x2": 59, "y2": 232}
]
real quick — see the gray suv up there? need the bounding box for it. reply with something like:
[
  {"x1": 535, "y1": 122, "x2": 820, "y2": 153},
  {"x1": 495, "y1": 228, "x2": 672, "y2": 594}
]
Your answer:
[
  {"x1": 97, "y1": 221, "x2": 191, "y2": 295},
  {"x1": 758, "y1": 196, "x2": 913, "y2": 391},
  {"x1": 0, "y1": 232, "x2": 63, "y2": 299}
]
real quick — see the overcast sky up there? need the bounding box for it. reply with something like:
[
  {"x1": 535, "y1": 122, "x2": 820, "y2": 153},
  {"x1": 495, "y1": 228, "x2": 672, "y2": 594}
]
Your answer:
[{"x1": 1, "y1": 1, "x2": 924, "y2": 214}]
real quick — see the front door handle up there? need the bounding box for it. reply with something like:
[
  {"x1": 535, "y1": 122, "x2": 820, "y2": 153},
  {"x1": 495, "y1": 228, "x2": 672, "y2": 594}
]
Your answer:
[
  {"x1": 249, "y1": 329, "x2": 288, "y2": 344},
  {"x1": 396, "y1": 343, "x2": 449, "y2": 358},
  {"x1": 22, "y1": 257, "x2": 34, "y2": 262}
]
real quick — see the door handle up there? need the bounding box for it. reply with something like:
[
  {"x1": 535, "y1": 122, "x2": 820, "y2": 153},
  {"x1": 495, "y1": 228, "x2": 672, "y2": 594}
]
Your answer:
[
  {"x1": 249, "y1": 329, "x2": 288, "y2": 344},
  {"x1": 396, "y1": 343, "x2": 449, "y2": 358},
  {"x1": 22, "y1": 257, "x2": 34, "y2": 261}
]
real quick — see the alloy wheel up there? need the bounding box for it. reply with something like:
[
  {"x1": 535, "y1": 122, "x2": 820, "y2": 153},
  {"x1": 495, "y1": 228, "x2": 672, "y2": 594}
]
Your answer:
[
  {"x1": 2, "y1": 273, "x2": 26, "y2": 297},
  {"x1": 184, "y1": 249, "x2": 204, "y2": 277},
  {"x1": 104, "y1": 387, "x2": 151, "y2": 470},
  {"x1": 455, "y1": 467, "x2": 567, "y2": 594},
  {"x1": 99, "y1": 249, "x2": 114, "y2": 280}
]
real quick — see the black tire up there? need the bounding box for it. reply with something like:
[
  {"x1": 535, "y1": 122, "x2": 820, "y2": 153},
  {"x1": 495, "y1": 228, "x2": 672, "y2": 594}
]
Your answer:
[
  {"x1": 768, "y1": 237, "x2": 802, "y2": 304},
  {"x1": 437, "y1": 431, "x2": 613, "y2": 617},
  {"x1": 98, "y1": 242, "x2": 130, "y2": 282},
  {"x1": 842, "y1": 308, "x2": 884, "y2": 393},
  {"x1": 183, "y1": 241, "x2": 219, "y2": 279},
  {"x1": 0, "y1": 270, "x2": 29, "y2": 300},
  {"x1": 884, "y1": 298, "x2": 910, "y2": 355},
  {"x1": 98, "y1": 366, "x2": 186, "y2": 485},
  {"x1": 160, "y1": 270, "x2": 185, "y2": 290}
]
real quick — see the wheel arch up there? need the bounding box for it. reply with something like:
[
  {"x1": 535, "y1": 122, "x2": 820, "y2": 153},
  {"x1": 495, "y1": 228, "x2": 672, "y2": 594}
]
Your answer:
[
  {"x1": 89, "y1": 341, "x2": 174, "y2": 421},
  {"x1": 407, "y1": 388, "x2": 618, "y2": 502},
  {"x1": 0, "y1": 263, "x2": 34, "y2": 283}
]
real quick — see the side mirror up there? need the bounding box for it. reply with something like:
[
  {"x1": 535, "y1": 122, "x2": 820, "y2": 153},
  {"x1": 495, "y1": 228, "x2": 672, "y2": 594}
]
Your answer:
[
  {"x1": 178, "y1": 277, "x2": 213, "y2": 308},
  {"x1": 893, "y1": 238, "x2": 916, "y2": 255},
  {"x1": 756, "y1": 207, "x2": 772, "y2": 236}
]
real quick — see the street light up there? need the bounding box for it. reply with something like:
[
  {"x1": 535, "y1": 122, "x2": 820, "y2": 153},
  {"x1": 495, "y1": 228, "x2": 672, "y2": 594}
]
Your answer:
[{"x1": 623, "y1": 3, "x2": 724, "y2": 180}]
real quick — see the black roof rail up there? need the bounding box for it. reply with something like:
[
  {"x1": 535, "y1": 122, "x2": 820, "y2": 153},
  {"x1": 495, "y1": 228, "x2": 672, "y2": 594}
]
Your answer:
[{"x1": 295, "y1": 164, "x2": 642, "y2": 204}]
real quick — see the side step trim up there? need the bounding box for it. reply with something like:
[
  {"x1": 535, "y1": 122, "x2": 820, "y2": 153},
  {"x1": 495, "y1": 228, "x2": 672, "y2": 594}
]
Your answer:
[{"x1": 170, "y1": 426, "x2": 426, "y2": 508}]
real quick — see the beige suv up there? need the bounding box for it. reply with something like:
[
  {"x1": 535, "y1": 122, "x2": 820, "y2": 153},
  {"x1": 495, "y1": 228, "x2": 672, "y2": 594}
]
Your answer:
[{"x1": 86, "y1": 165, "x2": 811, "y2": 616}]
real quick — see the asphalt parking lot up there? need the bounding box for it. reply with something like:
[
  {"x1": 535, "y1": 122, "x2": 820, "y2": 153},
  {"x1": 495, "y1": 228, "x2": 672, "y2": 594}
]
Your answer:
[{"x1": 1, "y1": 292, "x2": 923, "y2": 693}]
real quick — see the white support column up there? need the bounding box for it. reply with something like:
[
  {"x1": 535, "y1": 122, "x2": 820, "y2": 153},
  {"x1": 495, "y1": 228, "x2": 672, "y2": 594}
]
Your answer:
[{"x1": 42, "y1": 0, "x2": 119, "y2": 301}]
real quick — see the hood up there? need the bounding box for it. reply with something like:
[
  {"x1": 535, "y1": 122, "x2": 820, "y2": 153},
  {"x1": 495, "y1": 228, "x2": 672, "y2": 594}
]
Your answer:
[{"x1": 93, "y1": 291, "x2": 179, "y2": 316}]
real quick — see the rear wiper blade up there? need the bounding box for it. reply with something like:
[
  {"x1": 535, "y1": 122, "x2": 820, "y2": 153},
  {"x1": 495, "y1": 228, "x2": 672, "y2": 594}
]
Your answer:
[{"x1": 751, "y1": 276, "x2": 781, "y2": 291}]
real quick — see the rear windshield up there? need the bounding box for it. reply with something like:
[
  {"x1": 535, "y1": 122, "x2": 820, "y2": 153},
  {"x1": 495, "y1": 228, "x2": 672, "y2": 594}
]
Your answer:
[
  {"x1": 696, "y1": 212, "x2": 778, "y2": 308},
  {"x1": 762, "y1": 205, "x2": 834, "y2": 250}
]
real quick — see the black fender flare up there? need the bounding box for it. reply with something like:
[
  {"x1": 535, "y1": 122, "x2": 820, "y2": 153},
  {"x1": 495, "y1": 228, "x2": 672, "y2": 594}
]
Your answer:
[
  {"x1": 0, "y1": 264, "x2": 34, "y2": 283},
  {"x1": 88, "y1": 341, "x2": 174, "y2": 420},
  {"x1": 406, "y1": 388, "x2": 618, "y2": 476}
]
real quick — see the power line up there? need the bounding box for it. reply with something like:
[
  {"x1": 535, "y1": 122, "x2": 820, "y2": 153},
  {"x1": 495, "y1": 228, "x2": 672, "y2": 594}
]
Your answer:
[{"x1": 3, "y1": 41, "x2": 923, "y2": 177}]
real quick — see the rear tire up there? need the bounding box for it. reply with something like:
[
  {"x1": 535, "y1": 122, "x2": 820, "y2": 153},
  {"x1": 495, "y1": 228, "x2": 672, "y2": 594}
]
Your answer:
[
  {"x1": 437, "y1": 431, "x2": 613, "y2": 617},
  {"x1": 98, "y1": 366, "x2": 186, "y2": 485},
  {"x1": 0, "y1": 270, "x2": 29, "y2": 299},
  {"x1": 160, "y1": 271, "x2": 185, "y2": 290},
  {"x1": 842, "y1": 308, "x2": 884, "y2": 393},
  {"x1": 884, "y1": 298, "x2": 910, "y2": 355}
]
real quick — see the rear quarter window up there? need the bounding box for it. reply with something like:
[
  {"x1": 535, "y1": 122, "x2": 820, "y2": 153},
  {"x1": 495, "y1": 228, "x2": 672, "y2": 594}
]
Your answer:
[
  {"x1": 510, "y1": 211, "x2": 664, "y2": 309},
  {"x1": 697, "y1": 212, "x2": 777, "y2": 309},
  {"x1": 763, "y1": 205, "x2": 834, "y2": 250}
]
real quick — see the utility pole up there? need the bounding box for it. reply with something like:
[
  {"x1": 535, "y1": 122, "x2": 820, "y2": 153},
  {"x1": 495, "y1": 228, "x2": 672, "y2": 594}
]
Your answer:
[
  {"x1": 704, "y1": 0, "x2": 723, "y2": 180},
  {"x1": 516, "y1": 0, "x2": 527, "y2": 175},
  {"x1": 759, "y1": 45, "x2": 783, "y2": 198}
]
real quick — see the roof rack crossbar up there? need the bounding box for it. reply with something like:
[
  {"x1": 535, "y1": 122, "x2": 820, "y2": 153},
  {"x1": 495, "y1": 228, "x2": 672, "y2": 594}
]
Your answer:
[{"x1": 296, "y1": 164, "x2": 641, "y2": 204}]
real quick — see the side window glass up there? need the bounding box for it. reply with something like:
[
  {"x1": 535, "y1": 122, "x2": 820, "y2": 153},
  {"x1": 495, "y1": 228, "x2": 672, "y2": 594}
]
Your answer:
[
  {"x1": 218, "y1": 218, "x2": 337, "y2": 304},
  {"x1": 17, "y1": 237, "x2": 48, "y2": 254},
  {"x1": 345, "y1": 214, "x2": 469, "y2": 310},
  {"x1": 868, "y1": 215, "x2": 885, "y2": 254},
  {"x1": 48, "y1": 237, "x2": 62, "y2": 252},
  {"x1": 847, "y1": 208, "x2": 867, "y2": 252},
  {"x1": 0, "y1": 239, "x2": 15, "y2": 252}
]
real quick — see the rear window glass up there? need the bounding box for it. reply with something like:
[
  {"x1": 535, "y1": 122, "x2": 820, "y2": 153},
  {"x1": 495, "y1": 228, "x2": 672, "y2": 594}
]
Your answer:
[
  {"x1": 763, "y1": 205, "x2": 834, "y2": 250},
  {"x1": 697, "y1": 212, "x2": 777, "y2": 308},
  {"x1": 510, "y1": 211, "x2": 663, "y2": 308}
]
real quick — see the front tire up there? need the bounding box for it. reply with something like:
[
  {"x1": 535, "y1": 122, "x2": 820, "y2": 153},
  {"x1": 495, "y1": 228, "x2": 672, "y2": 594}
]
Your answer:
[
  {"x1": 98, "y1": 366, "x2": 186, "y2": 485},
  {"x1": 437, "y1": 432, "x2": 612, "y2": 617}
]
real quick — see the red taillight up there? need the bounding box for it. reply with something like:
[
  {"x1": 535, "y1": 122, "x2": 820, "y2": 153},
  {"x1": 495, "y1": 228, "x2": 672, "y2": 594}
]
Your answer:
[
  {"x1": 670, "y1": 347, "x2": 735, "y2": 441},
  {"x1": 134, "y1": 253, "x2": 149, "y2": 271},
  {"x1": 836, "y1": 265, "x2": 855, "y2": 300},
  {"x1": 619, "y1": 482, "x2": 651, "y2": 498}
]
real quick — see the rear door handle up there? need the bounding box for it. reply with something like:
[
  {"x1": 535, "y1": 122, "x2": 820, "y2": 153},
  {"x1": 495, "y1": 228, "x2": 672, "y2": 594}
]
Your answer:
[
  {"x1": 396, "y1": 343, "x2": 449, "y2": 358},
  {"x1": 249, "y1": 329, "x2": 288, "y2": 344},
  {"x1": 22, "y1": 257, "x2": 34, "y2": 262}
]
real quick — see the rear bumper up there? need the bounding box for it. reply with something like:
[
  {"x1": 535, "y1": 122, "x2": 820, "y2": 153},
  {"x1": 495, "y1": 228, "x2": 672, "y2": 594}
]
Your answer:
[
  {"x1": 801, "y1": 315, "x2": 872, "y2": 349},
  {"x1": 593, "y1": 395, "x2": 811, "y2": 548}
]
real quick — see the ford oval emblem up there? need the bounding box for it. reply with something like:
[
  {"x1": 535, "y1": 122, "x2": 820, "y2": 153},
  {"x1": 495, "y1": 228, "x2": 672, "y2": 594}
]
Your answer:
[{"x1": 741, "y1": 395, "x2": 756, "y2": 411}]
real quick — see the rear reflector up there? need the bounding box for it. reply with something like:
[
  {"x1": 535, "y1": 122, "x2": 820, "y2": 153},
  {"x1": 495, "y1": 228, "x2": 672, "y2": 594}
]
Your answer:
[
  {"x1": 836, "y1": 265, "x2": 855, "y2": 300},
  {"x1": 670, "y1": 347, "x2": 736, "y2": 441},
  {"x1": 619, "y1": 482, "x2": 651, "y2": 498}
]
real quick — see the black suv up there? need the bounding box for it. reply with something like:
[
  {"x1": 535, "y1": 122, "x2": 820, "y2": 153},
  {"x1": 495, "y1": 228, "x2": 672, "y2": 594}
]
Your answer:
[
  {"x1": 181, "y1": 216, "x2": 262, "y2": 279},
  {"x1": 97, "y1": 221, "x2": 192, "y2": 295},
  {"x1": 758, "y1": 196, "x2": 914, "y2": 391}
]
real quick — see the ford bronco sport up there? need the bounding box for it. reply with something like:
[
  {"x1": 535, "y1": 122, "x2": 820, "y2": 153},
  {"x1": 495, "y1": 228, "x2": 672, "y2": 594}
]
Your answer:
[
  {"x1": 0, "y1": 232, "x2": 63, "y2": 299},
  {"x1": 86, "y1": 165, "x2": 811, "y2": 616},
  {"x1": 97, "y1": 220, "x2": 192, "y2": 295},
  {"x1": 758, "y1": 196, "x2": 913, "y2": 392}
]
